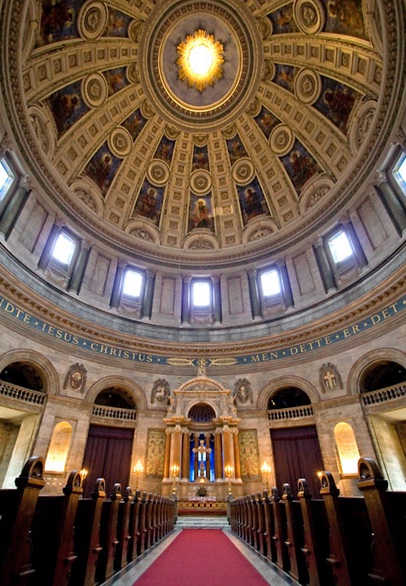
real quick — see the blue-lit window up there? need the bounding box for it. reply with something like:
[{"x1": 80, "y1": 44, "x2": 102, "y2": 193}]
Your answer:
[
  {"x1": 327, "y1": 229, "x2": 354, "y2": 264},
  {"x1": 0, "y1": 159, "x2": 15, "y2": 202},
  {"x1": 191, "y1": 279, "x2": 211, "y2": 308},
  {"x1": 122, "y1": 268, "x2": 143, "y2": 299},
  {"x1": 393, "y1": 154, "x2": 406, "y2": 194},
  {"x1": 260, "y1": 268, "x2": 282, "y2": 298},
  {"x1": 51, "y1": 231, "x2": 77, "y2": 268}
]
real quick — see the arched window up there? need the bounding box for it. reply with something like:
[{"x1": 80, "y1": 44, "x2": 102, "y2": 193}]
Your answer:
[
  {"x1": 45, "y1": 421, "x2": 73, "y2": 473},
  {"x1": 334, "y1": 422, "x2": 360, "y2": 475}
]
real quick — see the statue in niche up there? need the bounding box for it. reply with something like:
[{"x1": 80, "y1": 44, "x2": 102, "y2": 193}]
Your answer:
[
  {"x1": 235, "y1": 379, "x2": 253, "y2": 404},
  {"x1": 63, "y1": 363, "x2": 86, "y2": 393},
  {"x1": 151, "y1": 379, "x2": 170, "y2": 404}
]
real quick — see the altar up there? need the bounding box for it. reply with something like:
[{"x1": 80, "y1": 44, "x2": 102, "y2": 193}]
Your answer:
[{"x1": 161, "y1": 368, "x2": 243, "y2": 501}]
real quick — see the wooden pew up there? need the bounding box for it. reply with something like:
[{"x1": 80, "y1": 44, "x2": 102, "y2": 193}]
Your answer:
[
  {"x1": 282, "y1": 483, "x2": 308, "y2": 585},
  {"x1": 137, "y1": 491, "x2": 147, "y2": 556},
  {"x1": 69, "y1": 478, "x2": 105, "y2": 586},
  {"x1": 262, "y1": 490, "x2": 278, "y2": 564},
  {"x1": 297, "y1": 479, "x2": 334, "y2": 586},
  {"x1": 319, "y1": 470, "x2": 373, "y2": 586},
  {"x1": 0, "y1": 456, "x2": 46, "y2": 586},
  {"x1": 114, "y1": 487, "x2": 132, "y2": 572},
  {"x1": 95, "y1": 483, "x2": 122, "y2": 583},
  {"x1": 31, "y1": 470, "x2": 83, "y2": 586},
  {"x1": 271, "y1": 487, "x2": 290, "y2": 572},
  {"x1": 358, "y1": 457, "x2": 406, "y2": 585},
  {"x1": 127, "y1": 489, "x2": 141, "y2": 563}
]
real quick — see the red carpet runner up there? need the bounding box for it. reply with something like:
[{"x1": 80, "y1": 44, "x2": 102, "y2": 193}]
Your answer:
[{"x1": 133, "y1": 529, "x2": 270, "y2": 586}]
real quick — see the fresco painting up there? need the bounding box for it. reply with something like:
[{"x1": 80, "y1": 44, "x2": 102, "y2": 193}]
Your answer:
[
  {"x1": 37, "y1": 0, "x2": 80, "y2": 47},
  {"x1": 274, "y1": 64, "x2": 297, "y2": 94},
  {"x1": 122, "y1": 109, "x2": 147, "y2": 141},
  {"x1": 188, "y1": 194, "x2": 214, "y2": 231},
  {"x1": 314, "y1": 77, "x2": 360, "y2": 135},
  {"x1": 267, "y1": 4, "x2": 299, "y2": 35},
  {"x1": 84, "y1": 143, "x2": 120, "y2": 197},
  {"x1": 323, "y1": 0, "x2": 367, "y2": 39},
  {"x1": 46, "y1": 81, "x2": 89, "y2": 137},
  {"x1": 104, "y1": 7, "x2": 132, "y2": 37},
  {"x1": 254, "y1": 106, "x2": 280, "y2": 140},
  {"x1": 237, "y1": 177, "x2": 270, "y2": 224},
  {"x1": 103, "y1": 68, "x2": 130, "y2": 97},
  {"x1": 281, "y1": 140, "x2": 322, "y2": 193},
  {"x1": 133, "y1": 180, "x2": 164, "y2": 226},
  {"x1": 226, "y1": 135, "x2": 248, "y2": 166},
  {"x1": 154, "y1": 137, "x2": 175, "y2": 164},
  {"x1": 192, "y1": 146, "x2": 210, "y2": 171}
]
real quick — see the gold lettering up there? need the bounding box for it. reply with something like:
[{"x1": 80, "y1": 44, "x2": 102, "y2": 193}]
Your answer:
[
  {"x1": 343, "y1": 329, "x2": 351, "y2": 338},
  {"x1": 91, "y1": 342, "x2": 99, "y2": 351},
  {"x1": 23, "y1": 313, "x2": 31, "y2": 324},
  {"x1": 261, "y1": 353, "x2": 269, "y2": 361},
  {"x1": 352, "y1": 324, "x2": 360, "y2": 334},
  {"x1": 290, "y1": 346, "x2": 298, "y2": 355},
  {"x1": 381, "y1": 308, "x2": 390, "y2": 319},
  {"x1": 371, "y1": 314, "x2": 381, "y2": 325},
  {"x1": 72, "y1": 336, "x2": 79, "y2": 345},
  {"x1": 325, "y1": 336, "x2": 331, "y2": 345},
  {"x1": 5, "y1": 302, "x2": 14, "y2": 313},
  {"x1": 251, "y1": 355, "x2": 261, "y2": 362}
]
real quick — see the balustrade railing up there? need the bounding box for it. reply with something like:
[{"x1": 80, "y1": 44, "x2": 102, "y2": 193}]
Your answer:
[
  {"x1": 360, "y1": 383, "x2": 406, "y2": 406},
  {"x1": 92, "y1": 405, "x2": 137, "y2": 420},
  {"x1": 267, "y1": 404, "x2": 313, "y2": 421},
  {"x1": 0, "y1": 381, "x2": 46, "y2": 405}
]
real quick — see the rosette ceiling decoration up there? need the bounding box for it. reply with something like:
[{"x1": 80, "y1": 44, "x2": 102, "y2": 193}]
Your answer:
[{"x1": 6, "y1": 0, "x2": 395, "y2": 265}]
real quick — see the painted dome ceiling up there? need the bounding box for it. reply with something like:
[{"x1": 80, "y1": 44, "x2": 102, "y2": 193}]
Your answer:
[{"x1": 5, "y1": 0, "x2": 394, "y2": 265}]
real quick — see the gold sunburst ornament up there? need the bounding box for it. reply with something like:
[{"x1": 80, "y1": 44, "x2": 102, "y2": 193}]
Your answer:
[{"x1": 177, "y1": 29, "x2": 224, "y2": 92}]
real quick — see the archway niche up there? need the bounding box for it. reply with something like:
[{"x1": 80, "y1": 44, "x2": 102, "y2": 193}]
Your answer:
[
  {"x1": 0, "y1": 361, "x2": 45, "y2": 391},
  {"x1": 359, "y1": 361, "x2": 406, "y2": 393},
  {"x1": 268, "y1": 386, "x2": 311, "y2": 410},
  {"x1": 94, "y1": 387, "x2": 136, "y2": 409},
  {"x1": 334, "y1": 422, "x2": 360, "y2": 475},
  {"x1": 45, "y1": 421, "x2": 73, "y2": 473}
]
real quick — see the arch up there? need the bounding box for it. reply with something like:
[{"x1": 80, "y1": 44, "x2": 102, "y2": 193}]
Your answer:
[
  {"x1": 347, "y1": 348, "x2": 406, "y2": 395},
  {"x1": 0, "y1": 349, "x2": 59, "y2": 395},
  {"x1": 85, "y1": 375, "x2": 147, "y2": 411},
  {"x1": 188, "y1": 402, "x2": 216, "y2": 422},
  {"x1": 44, "y1": 421, "x2": 73, "y2": 473},
  {"x1": 257, "y1": 375, "x2": 320, "y2": 411},
  {"x1": 334, "y1": 422, "x2": 360, "y2": 475}
]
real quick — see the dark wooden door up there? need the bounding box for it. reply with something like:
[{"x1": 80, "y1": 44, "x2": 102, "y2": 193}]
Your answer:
[
  {"x1": 271, "y1": 425, "x2": 324, "y2": 498},
  {"x1": 81, "y1": 425, "x2": 134, "y2": 497}
]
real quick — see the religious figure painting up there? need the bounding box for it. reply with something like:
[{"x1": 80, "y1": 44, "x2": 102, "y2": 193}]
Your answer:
[
  {"x1": 237, "y1": 178, "x2": 270, "y2": 224},
  {"x1": 104, "y1": 7, "x2": 132, "y2": 37},
  {"x1": 103, "y1": 67, "x2": 130, "y2": 97},
  {"x1": 226, "y1": 135, "x2": 248, "y2": 165},
  {"x1": 281, "y1": 140, "x2": 322, "y2": 194},
  {"x1": 37, "y1": 0, "x2": 79, "y2": 47},
  {"x1": 122, "y1": 109, "x2": 147, "y2": 142},
  {"x1": 254, "y1": 107, "x2": 279, "y2": 140},
  {"x1": 47, "y1": 81, "x2": 88, "y2": 137},
  {"x1": 188, "y1": 195, "x2": 214, "y2": 231},
  {"x1": 154, "y1": 137, "x2": 175, "y2": 164},
  {"x1": 267, "y1": 4, "x2": 299, "y2": 35},
  {"x1": 192, "y1": 146, "x2": 209, "y2": 171},
  {"x1": 84, "y1": 143, "x2": 120, "y2": 197},
  {"x1": 274, "y1": 64, "x2": 297, "y2": 94},
  {"x1": 133, "y1": 181, "x2": 164, "y2": 225},
  {"x1": 146, "y1": 429, "x2": 166, "y2": 477},
  {"x1": 324, "y1": 0, "x2": 367, "y2": 39},
  {"x1": 239, "y1": 430, "x2": 260, "y2": 479},
  {"x1": 314, "y1": 77, "x2": 360, "y2": 135}
]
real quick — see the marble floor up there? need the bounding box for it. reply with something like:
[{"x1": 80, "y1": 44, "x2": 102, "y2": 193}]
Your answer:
[{"x1": 102, "y1": 518, "x2": 299, "y2": 586}]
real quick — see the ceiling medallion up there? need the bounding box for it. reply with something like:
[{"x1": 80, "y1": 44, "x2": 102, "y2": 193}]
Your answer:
[{"x1": 177, "y1": 30, "x2": 224, "y2": 92}]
